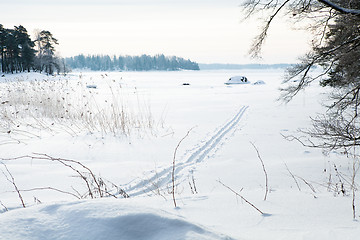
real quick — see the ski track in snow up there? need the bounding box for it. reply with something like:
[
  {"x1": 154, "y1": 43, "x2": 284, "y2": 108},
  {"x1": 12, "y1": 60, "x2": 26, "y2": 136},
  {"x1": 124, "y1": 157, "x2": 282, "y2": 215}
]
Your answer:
[{"x1": 123, "y1": 106, "x2": 249, "y2": 197}]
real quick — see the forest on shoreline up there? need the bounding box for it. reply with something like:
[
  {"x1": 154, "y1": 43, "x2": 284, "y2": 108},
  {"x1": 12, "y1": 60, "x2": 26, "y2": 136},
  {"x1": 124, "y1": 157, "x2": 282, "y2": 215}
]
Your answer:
[
  {"x1": 1, "y1": 24, "x2": 288, "y2": 74},
  {"x1": 65, "y1": 54, "x2": 200, "y2": 71},
  {"x1": 0, "y1": 24, "x2": 199, "y2": 74}
]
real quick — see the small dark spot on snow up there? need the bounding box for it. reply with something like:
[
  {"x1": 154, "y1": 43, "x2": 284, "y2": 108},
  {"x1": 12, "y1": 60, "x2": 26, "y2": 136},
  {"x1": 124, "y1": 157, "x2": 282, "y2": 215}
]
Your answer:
[{"x1": 86, "y1": 85, "x2": 97, "y2": 89}]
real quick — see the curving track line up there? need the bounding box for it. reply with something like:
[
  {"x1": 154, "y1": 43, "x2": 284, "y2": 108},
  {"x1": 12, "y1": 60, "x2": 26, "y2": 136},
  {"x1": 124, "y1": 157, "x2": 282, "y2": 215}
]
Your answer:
[{"x1": 123, "y1": 106, "x2": 249, "y2": 197}]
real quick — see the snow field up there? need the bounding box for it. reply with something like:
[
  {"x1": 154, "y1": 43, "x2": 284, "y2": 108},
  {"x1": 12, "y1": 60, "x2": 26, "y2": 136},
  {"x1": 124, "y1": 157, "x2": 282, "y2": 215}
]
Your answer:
[{"x1": 0, "y1": 69, "x2": 359, "y2": 240}]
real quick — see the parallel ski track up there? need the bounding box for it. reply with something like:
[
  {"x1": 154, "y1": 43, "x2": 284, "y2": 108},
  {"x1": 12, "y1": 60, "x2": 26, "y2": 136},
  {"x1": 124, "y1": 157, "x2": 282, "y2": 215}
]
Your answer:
[{"x1": 123, "y1": 106, "x2": 249, "y2": 197}]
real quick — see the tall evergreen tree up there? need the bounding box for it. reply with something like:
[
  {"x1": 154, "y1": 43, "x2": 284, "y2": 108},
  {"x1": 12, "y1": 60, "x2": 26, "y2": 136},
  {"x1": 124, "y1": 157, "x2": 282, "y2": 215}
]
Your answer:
[
  {"x1": 34, "y1": 30, "x2": 59, "y2": 74},
  {"x1": 0, "y1": 24, "x2": 7, "y2": 73},
  {"x1": 4, "y1": 28, "x2": 17, "y2": 73},
  {"x1": 0, "y1": 25, "x2": 63, "y2": 74},
  {"x1": 14, "y1": 25, "x2": 35, "y2": 72}
]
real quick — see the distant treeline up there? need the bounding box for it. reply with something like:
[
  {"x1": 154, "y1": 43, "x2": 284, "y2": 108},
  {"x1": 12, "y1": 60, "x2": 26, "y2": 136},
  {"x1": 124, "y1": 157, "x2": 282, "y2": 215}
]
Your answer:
[
  {"x1": 199, "y1": 63, "x2": 293, "y2": 70},
  {"x1": 65, "y1": 54, "x2": 200, "y2": 71}
]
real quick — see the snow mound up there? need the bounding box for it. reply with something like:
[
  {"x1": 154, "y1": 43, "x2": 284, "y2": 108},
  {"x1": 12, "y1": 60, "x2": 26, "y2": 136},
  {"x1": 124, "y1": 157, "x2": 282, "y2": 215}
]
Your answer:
[
  {"x1": 252, "y1": 80, "x2": 266, "y2": 85},
  {"x1": 0, "y1": 199, "x2": 234, "y2": 240}
]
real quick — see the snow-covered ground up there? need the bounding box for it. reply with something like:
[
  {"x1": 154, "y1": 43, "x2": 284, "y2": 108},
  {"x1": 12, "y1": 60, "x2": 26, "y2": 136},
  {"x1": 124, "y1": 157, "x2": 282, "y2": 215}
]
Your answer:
[{"x1": 0, "y1": 70, "x2": 359, "y2": 240}]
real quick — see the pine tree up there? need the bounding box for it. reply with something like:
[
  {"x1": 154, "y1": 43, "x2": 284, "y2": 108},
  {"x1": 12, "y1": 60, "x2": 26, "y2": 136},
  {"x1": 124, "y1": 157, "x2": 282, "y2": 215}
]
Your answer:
[
  {"x1": 34, "y1": 30, "x2": 59, "y2": 74},
  {"x1": 14, "y1": 25, "x2": 35, "y2": 72}
]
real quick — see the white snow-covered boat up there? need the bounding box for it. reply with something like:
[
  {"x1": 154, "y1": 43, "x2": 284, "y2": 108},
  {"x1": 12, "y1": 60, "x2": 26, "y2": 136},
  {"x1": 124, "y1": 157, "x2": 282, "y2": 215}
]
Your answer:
[{"x1": 225, "y1": 76, "x2": 249, "y2": 85}]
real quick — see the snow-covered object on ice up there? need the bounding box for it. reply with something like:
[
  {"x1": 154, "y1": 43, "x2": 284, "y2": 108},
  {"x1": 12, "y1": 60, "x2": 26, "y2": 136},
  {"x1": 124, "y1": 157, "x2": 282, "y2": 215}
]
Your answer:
[
  {"x1": 253, "y1": 80, "x2": 266, "y2": 85},
  {"x1": 225, "y1": 76, "x2": 249, "y2": 85}
]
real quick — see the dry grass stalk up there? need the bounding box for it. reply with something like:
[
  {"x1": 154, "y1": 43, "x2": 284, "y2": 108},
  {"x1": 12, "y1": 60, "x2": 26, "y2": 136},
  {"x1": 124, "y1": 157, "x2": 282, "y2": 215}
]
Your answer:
[
  {"x1": 0, "y1": 200, "x2": 8, "y2": 212},
  {"x1": 0, "y1": 162, "x2": 26, "y2": 208},
  {"x1": 217, "y1": 180, "x2": 266, "y2": 215},
  {"x1": 171, "y1": 128, "x2": 194, "y2": 207},
  {"x1": 285, "y1": 163, "x2": 301, "y2": 191},
  {"x1": 0, "y1": 75, "x2": 157, "y2": 140},
  {"x1": 250, "y1": 142, "x2": 269, "y2": 201},
  {"x1": 0, "y1": 153, "x2": 129, "y2": 206}
]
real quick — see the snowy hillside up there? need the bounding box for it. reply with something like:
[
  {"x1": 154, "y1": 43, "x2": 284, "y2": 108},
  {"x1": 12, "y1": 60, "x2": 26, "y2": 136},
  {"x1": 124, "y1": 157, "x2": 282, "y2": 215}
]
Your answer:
[{"x1": 0, "y1": 70, "x2": 359, "y2": 240}]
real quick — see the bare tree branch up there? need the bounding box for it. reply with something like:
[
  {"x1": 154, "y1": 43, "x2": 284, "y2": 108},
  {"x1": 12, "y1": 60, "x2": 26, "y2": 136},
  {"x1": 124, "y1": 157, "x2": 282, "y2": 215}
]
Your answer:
[
  {"x1": 17, "y1": 187, "x2": 81, "y2": 199},
  {"x1": 318, "y1": 0, "x2": 360, "y2": 15},
  {"x1": 250, "y1": 0, "x2": 292, "y2": 58},
  {"x1": 0, "y1": 154, "x2": 130, "y2": 200}
]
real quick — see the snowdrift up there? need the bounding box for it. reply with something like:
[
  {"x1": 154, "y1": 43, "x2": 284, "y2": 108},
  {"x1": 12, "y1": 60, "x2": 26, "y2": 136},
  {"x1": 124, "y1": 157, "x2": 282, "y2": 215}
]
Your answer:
[
  {"x1": 0, "y1": 199, "x2": 233, "y2": 240},
  {"x1": 252, "y1": 80, "x2": 265, "y2": 85}
]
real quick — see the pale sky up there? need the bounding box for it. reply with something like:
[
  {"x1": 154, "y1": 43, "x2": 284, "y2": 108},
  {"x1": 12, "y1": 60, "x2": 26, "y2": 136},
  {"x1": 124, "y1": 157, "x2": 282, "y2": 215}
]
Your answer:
[{"x1": 1, "y1": 0, "x2": 311, "y2": 64}]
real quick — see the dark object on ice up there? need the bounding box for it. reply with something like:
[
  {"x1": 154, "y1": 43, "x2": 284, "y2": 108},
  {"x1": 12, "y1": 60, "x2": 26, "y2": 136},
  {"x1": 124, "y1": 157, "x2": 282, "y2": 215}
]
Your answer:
[{"x1": 86, "y1": 85, "x2": 97, "y2": 89}]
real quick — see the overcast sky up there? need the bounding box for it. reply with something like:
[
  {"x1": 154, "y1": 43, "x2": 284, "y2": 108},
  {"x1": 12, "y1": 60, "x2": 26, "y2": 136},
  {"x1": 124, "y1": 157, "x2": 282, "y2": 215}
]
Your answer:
[{"x1": 1, "y1": 0, "x2": 310, "y2": 64}]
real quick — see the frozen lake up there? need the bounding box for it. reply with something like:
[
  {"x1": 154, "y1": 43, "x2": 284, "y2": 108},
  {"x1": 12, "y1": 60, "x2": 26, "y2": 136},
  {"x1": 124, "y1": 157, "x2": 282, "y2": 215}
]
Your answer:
[{"x1": 0, "y1": 69, "x2": 358, "y2": 240}]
